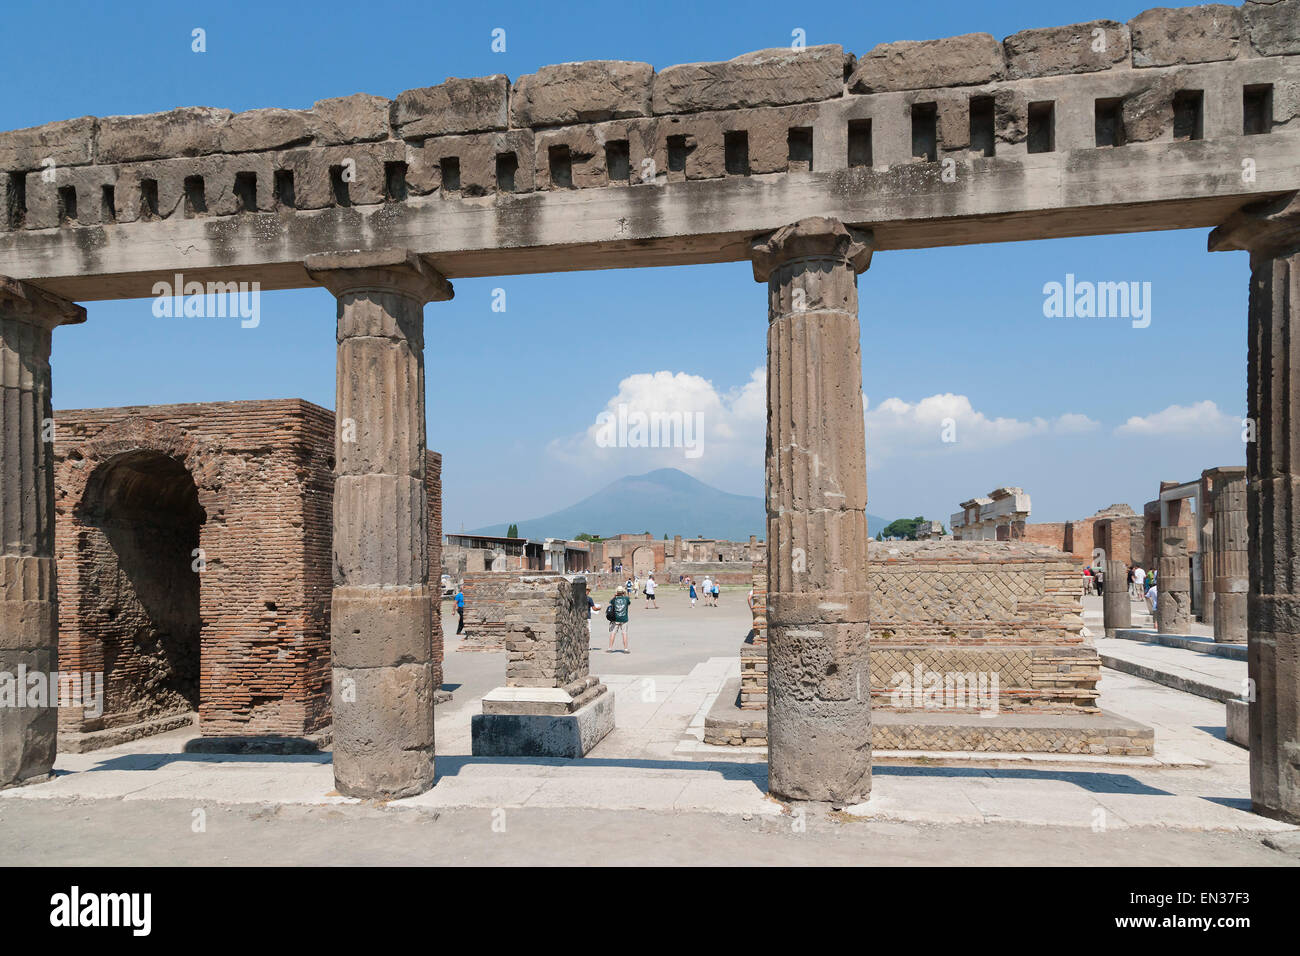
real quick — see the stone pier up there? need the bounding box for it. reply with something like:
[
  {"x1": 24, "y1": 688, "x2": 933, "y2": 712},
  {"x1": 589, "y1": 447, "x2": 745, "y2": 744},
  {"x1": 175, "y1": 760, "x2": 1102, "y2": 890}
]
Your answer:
[
  {"x1": 1103, "y1": 558, "x2": 1131, "y2": 638},
  {"x1": 1209, "y1": 466, "x2": 1248, "y2": 645},
  {"x1": 751, "y1": 217, "x2": 872, "y2": 806},
  {"x1": 1211, "y1": 192, "x2": 1300, "y2": 823},
  {"x1": 1157, "y1": 526, "x2": 1191, "y2": 634},
  {"x1": 305, "y1": 249, "x2": 451, "y2": 800},
  {"x1": 0, "y1": 278, "x2": 84, "y2": 788}
]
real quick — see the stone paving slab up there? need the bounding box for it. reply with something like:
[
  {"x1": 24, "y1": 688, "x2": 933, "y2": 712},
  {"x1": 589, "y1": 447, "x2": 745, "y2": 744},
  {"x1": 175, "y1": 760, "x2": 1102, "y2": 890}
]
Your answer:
[
  {"x1": 1097, "y1": 636, "x2": 1246, "y2": 702},
  {"x1": 1113, "y1": 628, "x2": 1247, "y2": 660}
]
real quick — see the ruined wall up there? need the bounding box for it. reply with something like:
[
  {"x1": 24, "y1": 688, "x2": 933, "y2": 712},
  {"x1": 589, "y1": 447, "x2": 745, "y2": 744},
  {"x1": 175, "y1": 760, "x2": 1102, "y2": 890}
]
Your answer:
[
  {"x1": 1022, "y1": 522, "x2": 1067, "y2": 551},
  {"x1": 460, "y1": 570, "x2": 565, "y2": 652},
  {"x1": 503, "y1": 576, "x2": 589, "y2": 689},
  {"x1": 53, "y1": 400, "x2": 444, "y2": 741}
]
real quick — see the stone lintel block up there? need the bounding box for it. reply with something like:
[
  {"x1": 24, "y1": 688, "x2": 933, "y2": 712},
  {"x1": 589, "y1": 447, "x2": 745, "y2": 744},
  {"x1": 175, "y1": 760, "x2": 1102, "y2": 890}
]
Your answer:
[
  {"x1": 332, "y1": 475, "x2": 428, "y2": 588},
  {"x1": 308, "y1": 247, "x2": 453, "y2": 304},
  {"x1": 406, "y1": 128, "x2": 535, "y2": 197},
  {"x1": 1130, "y1": 5, "x2": 1241, "y2": 67},
  {"x1": 652, "y1": 45, "x2": 844, "y2": 115},
  {"x1": 275, "y1": 141, "x2": 404, "y2": 209},
  {"x1": 392, "y1": 75, "x2": 509, "y2": 140},
  {"x1": 312, "y1": 93, "x2": 392, "y2": 145},
  {"x1": 471, "y1": 688, "x2": 614, "y2": 758},
  {"x1": 222, "y1": 107, "x2": 316, "y2": 153},
  {"x1": 0, "y1": 279, "x2": 86, "y2": 328},
  {"x1": 0, "y1": 116, "x2": 97, "y2": 172},
  {"x1": 1244, "y1": 0, "x2": 1300, "y2": 57},
  {"x1": 849, "y1": 34, "x2": 1003, "y2": 94},
  {"x1": 1004, "y1": 20, "x2": 1130, "y2": 78},
  {"x1": 97, "y1": 107, "x2": 233, "y2": 164},
  {"x1": 331, "y1": 586, "x2": 432, "y2": 668},
  {"x1": 511, "y1": 61, "x2": 653, "y2": 128}
]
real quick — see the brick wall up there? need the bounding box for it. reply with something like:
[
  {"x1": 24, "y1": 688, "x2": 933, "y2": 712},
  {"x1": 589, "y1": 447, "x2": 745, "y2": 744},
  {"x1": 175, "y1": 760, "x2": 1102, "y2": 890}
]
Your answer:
[
  {"x1": 502, "y1": 575, "x2": 589, "y2": 688},
  {"x1": 53, "y1": 399, "x2": 444, "y2": 740}
]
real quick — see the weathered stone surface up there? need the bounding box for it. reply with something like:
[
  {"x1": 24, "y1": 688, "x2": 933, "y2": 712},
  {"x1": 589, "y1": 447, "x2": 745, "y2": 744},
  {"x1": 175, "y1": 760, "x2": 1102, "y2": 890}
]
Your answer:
[
  {"x1": 1123, "y1": 74, "x2": 1179, "y2": 143},
  {"x1": 1244, "y1": 0, "x2": 1300, "y2": 57},
  {"x1": 0, "y1": 117, "x2": 96, "y2": 171},
  {"x1": 392, "y1": 75, "x2": 508, "y2": 139},
  {"x1": 1130, "y1": 5, "x2": 1241, "y2": 66},
  {"x1": 652, "y1": 45, "x2": 843, "y2": 115},
  {"x1": 512, "y1": 61, "x2": 652, "y2": 127},
  {"x1": 472, "y1": 688, "x2": 614, "y2": 758},
  {"x1": 332, "y1": 586, "x2": 433, "y2": 668},
  {"x1": 1003, "y1": 20, "x2": 1129, "y2": 78},
  {"x1": 313, "y1": 93, "x2": 391, "y2": 144},
  {"x1": 849, "y1": 34, "x2": 1002, "y2": 94},
  {"x1": 222, "y1": 108, "x2": 315, "y2": 153},
  {"x1": 97, "y1": 107, "x2": 232, "y2": 164}
]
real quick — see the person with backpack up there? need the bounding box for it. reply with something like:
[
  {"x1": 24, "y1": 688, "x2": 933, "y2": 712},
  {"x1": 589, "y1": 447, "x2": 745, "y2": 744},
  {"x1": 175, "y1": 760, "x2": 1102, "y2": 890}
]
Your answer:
[{"x1": 607, "y1": 588, "x2": 631, "y2": 652}]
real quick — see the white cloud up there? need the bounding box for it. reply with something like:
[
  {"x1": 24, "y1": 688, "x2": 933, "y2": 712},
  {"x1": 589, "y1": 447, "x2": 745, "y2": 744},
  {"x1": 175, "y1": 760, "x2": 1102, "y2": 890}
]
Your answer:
[
  {"x1": 864, "y1": 392, "x2": 1098, "y2": 464},
  {"x1": 1114, "y1": 400, "x2": 1239, "y2": 437}
]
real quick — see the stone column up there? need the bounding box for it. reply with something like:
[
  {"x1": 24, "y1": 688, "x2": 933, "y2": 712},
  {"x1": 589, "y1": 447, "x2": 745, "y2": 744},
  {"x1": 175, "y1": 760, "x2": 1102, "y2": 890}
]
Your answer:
[
  {"x1": 1157, "y1": 526, "x2": 1191, "y2": 633},
  {"x1": 1210, "y1": 193, "x2": 1300, "y2": 822},
  {"x1": 1210, "y1": 468, "x2": 1248, "y2": 644},
  {"x1": 0, "y1": 278, "x2": 84, "y2": 789},
  {"x1": 1102, "y1": 559, "x2": 1131, "y2": 638},
  {"x1": 305, "y1": 249, "x2": 451, "y2": 800},
  {"x1": 751, "y1": 217, "x2": 873, "y2": 806}
]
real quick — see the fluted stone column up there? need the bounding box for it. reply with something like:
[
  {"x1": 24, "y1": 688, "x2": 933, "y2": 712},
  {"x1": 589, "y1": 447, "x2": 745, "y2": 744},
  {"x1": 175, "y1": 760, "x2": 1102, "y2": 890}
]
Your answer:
[
  {"x1": 1103, "y1": 559, "x2": 1131, "y2": 638},
  {"x1": 306, "y1": 249, "x2": 451, "y2": 800},
  {"x1": 0, "y1": 277, "x2": 84, "y2": 789},
  {"x1": 1211, "y1": 193, "x2": 1300, "y2": 822},
  {"x1": 1157, "y1": 526, "x2": 1191, "y2": 634},
  {"x1": 751, "y1": 217, "x2": 873, "y2": 806},
  {"x1": 1210, "y1": 467, "x2": 1248, "y2": 644}
]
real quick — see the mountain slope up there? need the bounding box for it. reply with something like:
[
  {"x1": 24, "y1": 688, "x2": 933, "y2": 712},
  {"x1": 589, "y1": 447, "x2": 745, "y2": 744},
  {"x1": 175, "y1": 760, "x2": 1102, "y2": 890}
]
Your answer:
[{"x1": 474, "y1": 468, "x2": 887, "y2": 541}]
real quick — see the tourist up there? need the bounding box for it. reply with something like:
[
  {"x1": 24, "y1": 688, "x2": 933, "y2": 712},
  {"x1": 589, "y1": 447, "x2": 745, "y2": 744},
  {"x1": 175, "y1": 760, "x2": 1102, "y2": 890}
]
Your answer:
[
  {"x1": 644, "y1": 572, "x2": 657, "y2": 608},
  {"x1": 1145, "y1": 581, "x2": 1158, "y2": 615},
  {"x1": 607, "y1": 588, "x2": 631, "y2": 652},
  {"x1": 1130, "y1": 564, "x2": 1145, "y2": 598},
  {"x1": 702, "y1": 576, "x2": 713, "y2": 606},
  {"x1": 586, "y1": 591, "x2": 596, "y2": 633},
  {"x1": 713, "y1": 581, "x2": 721, "y2": 604},
  {"x1": 689, "y1": 578, "x2": 697, "y2": 608},
  {"x1": 1094, "y1": 565, "x2": 1104, "y2": 597},
  {"x1": 455, "y1": 587, "x2": 465, "y2": 635},
  {"x1": 625, "y1": 577, "x2": 634, "y2": 596}
]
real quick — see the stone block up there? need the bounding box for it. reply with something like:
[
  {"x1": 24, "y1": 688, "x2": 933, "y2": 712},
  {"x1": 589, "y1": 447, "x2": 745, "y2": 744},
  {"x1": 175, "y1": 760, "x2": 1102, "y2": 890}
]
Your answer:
[
  {"x1": 222, "y1": 108, "x2": 316, "y2": 153},
  {"x1": 1244, "y1": 0, "x2": 1300, "y2": 57},
  {"x1": 471, "y1": 687, "x2": 615, "y2": 758},
  {"x1": 0, "y1": 116, "x2": 97, "y2": 172},
  {"x1": 331, "y1": 661, "x2": 435, "y2": 755},
  {"x1": 331, "y1": 586, "x2": 433, "y2": 668},
  {"x1": 1130, "y1": 5, "x2": 1242, "y2": 66},
  {"x1": 512, "y1": 61, "x2": 653, "y2": 127},
  {"x1": 1226, "y1": 697, "x2": 1249, "y2": 747},
  {"x1": 392, "y1": 75, "x2": 508, "y2": 139},
  {"x1": 97, "y1": 107, "x2": 232, "y2": 164},
  {"x1": 1003, "y1": 20, "x2": 1129, "y2": 78},
  {"x1": 652, "y1": 45, "x2": 843, "y2": 114},
  {"x1": 313, "y1": 93, "x2": 392, "y2": 144},
  {"x1": 849, "y1": 34, "x2": 1003, "y2": 94}
]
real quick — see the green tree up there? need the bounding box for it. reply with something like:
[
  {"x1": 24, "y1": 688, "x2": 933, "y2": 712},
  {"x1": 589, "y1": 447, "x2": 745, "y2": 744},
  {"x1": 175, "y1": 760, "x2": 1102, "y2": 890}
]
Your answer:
[
  {"x1": 506, "y1": 523, "x2": 518, "y2": 538},
  {"x1": 880, "y1": 516, "x2": 929, "y2": 541},
  {"x1": 574, "y1": 532, "x2": 603, "y2": 542}
]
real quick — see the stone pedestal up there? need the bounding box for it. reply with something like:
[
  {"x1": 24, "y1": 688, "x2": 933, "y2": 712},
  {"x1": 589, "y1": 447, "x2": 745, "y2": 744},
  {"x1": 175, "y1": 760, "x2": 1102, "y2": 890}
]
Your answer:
[
  {"x1": 751, "y1": 217, "x2": 873, "y2": 806},
  {"x1": 470, "y1": 575, "x2": 614, "y2": 757},
  {"x1": 306, "y1": 249, "x2": 451, "y2": 800},
  {"x1": 1209, "y1": 468, "x2": 1248, "y2": 644},
  {"x1": 1156, "y1": 526, "x2": 1191, "y2": 634},
  {"x1": 0, "y1": 278, "x2": 84, "y2": 789},
  {"x1": 1210, "y1": 193, "x2": 1300, "y2": 822},
  {"x1": 1102, "y1": 559, "x2": 1131, "y2": 638}
]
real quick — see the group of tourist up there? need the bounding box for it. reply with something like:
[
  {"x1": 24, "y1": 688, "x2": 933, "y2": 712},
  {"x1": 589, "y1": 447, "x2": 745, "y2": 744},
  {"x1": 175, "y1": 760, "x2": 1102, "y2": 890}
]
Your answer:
[
  {"x1": 1083, "y1": 563, "x2": 1159, "y2": 613},
  {"x1": 682, "y1": 574, "x2": 720, "y2": 607}
]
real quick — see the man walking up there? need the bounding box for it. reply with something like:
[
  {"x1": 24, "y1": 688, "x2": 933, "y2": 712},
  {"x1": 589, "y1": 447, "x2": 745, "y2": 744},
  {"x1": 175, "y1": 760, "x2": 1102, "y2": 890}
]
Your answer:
[
  {"x1": 608, "y1": 588, "x2": 631, "y2": 652},
  {"x1": 644, "y1": 572, "x2": 657, "y2": 609},
  {"x1": 455, "y1": 587, "x2": 465, "y2": 635}
]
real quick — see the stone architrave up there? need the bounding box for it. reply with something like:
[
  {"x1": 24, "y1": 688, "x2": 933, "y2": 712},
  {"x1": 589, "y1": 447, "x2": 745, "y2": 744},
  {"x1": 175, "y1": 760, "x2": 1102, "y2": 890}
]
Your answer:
[
  {"x1": 1210, "y1": 192, "x2": 1300, "y2": 823},
  {"x1": 0, "y1": 277, "x2": 85, "y2": 788},
  {"x1": 750, "y1": 217, "x2": 873, "y2": 806},
  {"x1": 1103, "y1": 559, "x2": 1131, "y2": 638},
  {"x1": 1157, "y1": 526, "x2": 1192, "y2": 634},
  {"x1": 305, "y1": 248, "x2": 451, "y2": 801}
]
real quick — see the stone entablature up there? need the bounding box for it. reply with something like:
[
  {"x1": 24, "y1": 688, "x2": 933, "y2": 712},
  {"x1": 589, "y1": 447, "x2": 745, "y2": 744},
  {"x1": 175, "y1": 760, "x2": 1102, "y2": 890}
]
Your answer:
[
  {"x1": 3, "y1": 3, "x2": 1299, "y2": 298},
  {"x1": 951, "y1": 487, "x2": 1031, "y2": 540}
]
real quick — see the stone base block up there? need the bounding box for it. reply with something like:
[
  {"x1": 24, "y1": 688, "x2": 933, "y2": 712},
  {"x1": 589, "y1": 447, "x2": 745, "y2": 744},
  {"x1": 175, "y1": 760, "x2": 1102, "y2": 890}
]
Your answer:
[
  {"x1": 58, "y1": 711, "x2": 197, "y2": 753},
  {"x1": 472, "y1": 685, "x2": 614, "y2": 758},
  {"x1": 1226, "y1": 697, "x2": 1249, "y2": 748},
  {"x1": 185, "y1": 729, "x2": 333, "y2": 755}
]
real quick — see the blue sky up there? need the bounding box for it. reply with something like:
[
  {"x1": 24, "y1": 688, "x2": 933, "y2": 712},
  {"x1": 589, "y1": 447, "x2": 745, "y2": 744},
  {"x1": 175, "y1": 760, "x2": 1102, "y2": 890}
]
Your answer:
[{"x1": 8, "y1": 0, "x2": 1248, "y2": 532}]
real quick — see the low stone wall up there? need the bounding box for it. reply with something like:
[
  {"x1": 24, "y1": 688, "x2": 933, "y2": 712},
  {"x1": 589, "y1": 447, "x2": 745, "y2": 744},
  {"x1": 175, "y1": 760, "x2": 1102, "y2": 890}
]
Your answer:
[
  {"x1": 664, "y1": 562, "x2": 753, "y2": 587},
  {"x1": 460, "y1": 570, "x2": 565, "y2": 652},
  {"x1": 504, "y1": 576, "x2": 589, "y2": 688}
]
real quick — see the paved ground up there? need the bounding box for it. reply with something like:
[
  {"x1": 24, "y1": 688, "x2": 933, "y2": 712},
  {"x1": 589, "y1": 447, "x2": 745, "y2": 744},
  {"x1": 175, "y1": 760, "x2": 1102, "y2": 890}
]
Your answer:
[{"x1": 3, "y1": 589, "x2": 1297, "y2": 865}]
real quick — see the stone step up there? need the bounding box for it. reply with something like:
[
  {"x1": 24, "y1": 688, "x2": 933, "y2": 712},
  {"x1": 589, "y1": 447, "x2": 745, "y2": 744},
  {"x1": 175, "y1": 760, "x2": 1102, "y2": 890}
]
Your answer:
[
  {"x1": 1113, "y1": 628, "x2": 1247, "y2": 661},
  {"x1": 1096, "y1": 637, "x2": 1246, "y2": 703}
]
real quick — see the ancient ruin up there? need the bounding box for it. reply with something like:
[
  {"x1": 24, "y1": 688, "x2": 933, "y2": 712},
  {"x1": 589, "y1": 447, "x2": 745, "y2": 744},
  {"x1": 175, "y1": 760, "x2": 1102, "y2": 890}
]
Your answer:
[{"x1": 1, "y1": 0, "x2": 1299, "y2": 822}]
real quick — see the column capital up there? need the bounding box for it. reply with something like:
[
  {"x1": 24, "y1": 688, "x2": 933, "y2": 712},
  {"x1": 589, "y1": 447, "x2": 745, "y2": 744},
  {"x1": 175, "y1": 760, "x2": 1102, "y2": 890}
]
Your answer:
[
  {"x1": 0, "y1": 276, "x2": 86, "y2": 329},
  {"x1": 749, "y1": 217, "x2": 873, "y2": 283},
  {"x1": 305, "y1": 248, "x2": 454, "y2": 303},
  {"x1": 1209, "y1": 192, "x2": 1300, "y2": 260}
]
